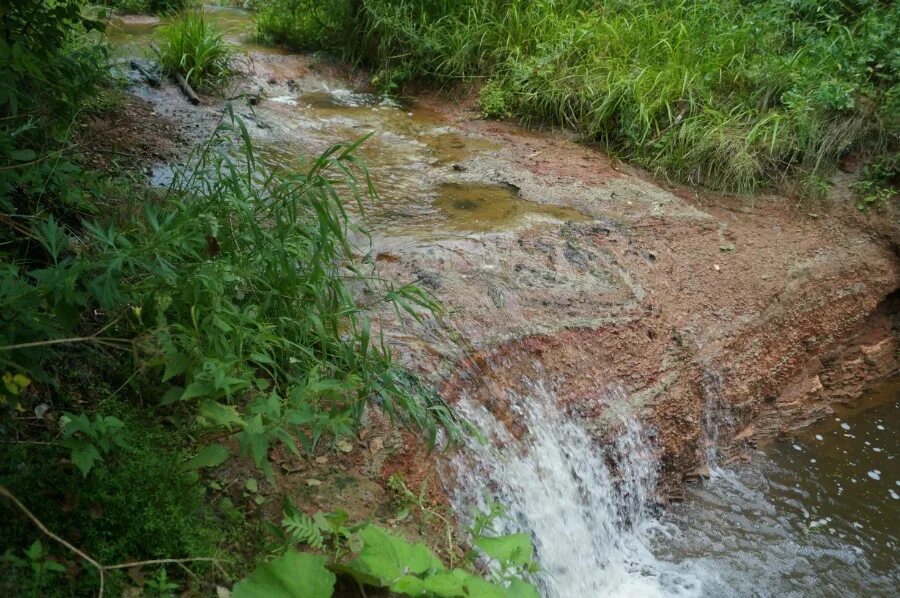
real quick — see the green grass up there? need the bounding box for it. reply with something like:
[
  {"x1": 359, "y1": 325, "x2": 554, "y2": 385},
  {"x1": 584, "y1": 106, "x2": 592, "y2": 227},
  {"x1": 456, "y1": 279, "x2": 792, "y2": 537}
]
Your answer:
[
  {"x1": 158, "y1": 10, "x2": 236, "y2": 91},
  {"x1": 257, "y1": 0, "x2": 898, "y2": 196}
]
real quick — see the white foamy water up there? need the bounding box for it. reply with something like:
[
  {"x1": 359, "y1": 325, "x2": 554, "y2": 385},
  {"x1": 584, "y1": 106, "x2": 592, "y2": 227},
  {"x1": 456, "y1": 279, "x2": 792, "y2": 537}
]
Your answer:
[{"x1": 449, "y1": 381, "x2": 700, "y2": 597}]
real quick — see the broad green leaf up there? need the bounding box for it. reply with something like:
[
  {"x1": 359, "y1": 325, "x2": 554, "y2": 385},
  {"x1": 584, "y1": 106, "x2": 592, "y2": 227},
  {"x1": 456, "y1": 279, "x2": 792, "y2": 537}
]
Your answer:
[
  {"x1": 423, "y1": 571, "x2": 468, "y2": 597},
  {"x1": 160, "y1": 386, "x2": 184, "y2": 406},
  {"x1": 232, "y1": 551, "x2": 334, "y2": 598},
  {"x1": 187, "y1": 444, "x2": 229, "y2": 469},
  {"x1": 506, "y1": 579, "x2": 541, "y2": 598},
  {"x1": 391, "y1": 575, "x2": 427, "y2": 595},
  {"x1": 69, "y1": 442, "x2": 101, "y2": 477},
  {"x1": 200, "y1": 400, "x2": 243, "y2": 426},
  {"x1": 181, "y1": 381, "x2": 214, "y2": 401},
  {"x1": 459, "y1": 575, "x2": 508, "y2": 598},
  {"x1": 346, "y1": 525, "x2": 444, "y2": 585},
  {"x1": 474, "y1": 533, "x2": 534, "y2": 567}
]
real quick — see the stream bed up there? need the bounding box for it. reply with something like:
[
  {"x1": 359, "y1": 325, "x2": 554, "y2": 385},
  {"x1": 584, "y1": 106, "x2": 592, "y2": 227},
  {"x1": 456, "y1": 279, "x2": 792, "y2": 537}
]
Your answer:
[{"x1": 107, "y1": 8, "x2": 898, "y2": 596}]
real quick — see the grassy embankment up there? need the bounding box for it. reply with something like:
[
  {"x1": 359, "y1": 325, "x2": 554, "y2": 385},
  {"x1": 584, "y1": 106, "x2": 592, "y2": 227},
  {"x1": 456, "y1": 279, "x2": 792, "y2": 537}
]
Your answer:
[{"x1": 258, "y1": 0, "x2": 898, "y2": 202}]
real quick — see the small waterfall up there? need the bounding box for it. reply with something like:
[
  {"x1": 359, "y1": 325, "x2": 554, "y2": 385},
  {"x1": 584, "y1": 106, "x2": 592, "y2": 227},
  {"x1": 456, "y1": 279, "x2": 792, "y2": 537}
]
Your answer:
[
  {"x1": 449, "y1": 379, "x2": 700, "y2": 597},
  {"x1": 700, "y1": 369, "x2": 732, "y2": 470}
]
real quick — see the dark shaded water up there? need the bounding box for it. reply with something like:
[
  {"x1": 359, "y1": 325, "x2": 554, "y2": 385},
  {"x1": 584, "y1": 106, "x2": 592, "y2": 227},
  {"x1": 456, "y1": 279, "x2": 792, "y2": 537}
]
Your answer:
[{"x1": 653, "y1": 379, "x2": 899, "y2": 596}]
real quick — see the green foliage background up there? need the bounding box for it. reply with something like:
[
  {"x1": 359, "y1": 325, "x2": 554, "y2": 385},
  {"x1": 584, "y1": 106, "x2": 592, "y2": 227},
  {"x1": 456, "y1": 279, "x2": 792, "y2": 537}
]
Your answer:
[{"x1": 258, "y1": 0, "x2": 898, "y2": 196}]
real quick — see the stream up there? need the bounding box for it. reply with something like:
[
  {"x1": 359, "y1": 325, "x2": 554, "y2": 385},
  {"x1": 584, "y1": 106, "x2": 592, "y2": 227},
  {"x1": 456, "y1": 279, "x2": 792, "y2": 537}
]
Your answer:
[{"x1": 108, "y1": 8, "x2": 899, "y2": 596}]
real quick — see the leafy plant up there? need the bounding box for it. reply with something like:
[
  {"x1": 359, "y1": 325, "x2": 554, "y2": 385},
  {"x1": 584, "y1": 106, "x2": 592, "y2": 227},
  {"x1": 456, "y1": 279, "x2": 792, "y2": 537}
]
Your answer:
[
  {"x1": 1, "y1": 540, "x2": 66, "y2": 598},
  {"x1": 157, "y1": 11, "x2": 236, "y2": 91},
  {"x1": 282, "y1": 505, "x2": 327, "y2": 550},
  {"x1": 233, "y1": 551, "x2": 335, "y2": 598},
  {"x1": 241, "y1": 516, "x2": 541, "y2": 597},
  {"x1": 256, "y1": 501, "x2": 541, "y2": 597},
  {"x1": 145, "y1": 567, "x2": 180, "y2": 597},
  {"x1": 59, "y1": 412, "x2": 130, "y2": 477},
  {"x1": 1, "y1": 372, "x2": 30, "y2": 406},
  {"x1": 854, "y1": 152, "x2": 898, "y2": 210},
  {"x1": 479, "y1": 81, "x2": 511, "y2": 119}
]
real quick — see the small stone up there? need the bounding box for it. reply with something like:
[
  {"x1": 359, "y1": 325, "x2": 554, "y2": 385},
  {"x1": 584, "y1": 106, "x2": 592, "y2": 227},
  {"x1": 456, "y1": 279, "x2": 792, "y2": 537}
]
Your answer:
[{"x1": 713, "y1": 264, "x2": 720, "y2": 271}]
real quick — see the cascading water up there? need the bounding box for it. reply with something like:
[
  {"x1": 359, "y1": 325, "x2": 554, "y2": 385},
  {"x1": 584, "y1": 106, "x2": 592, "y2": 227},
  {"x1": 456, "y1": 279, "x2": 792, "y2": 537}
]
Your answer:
[
  {"x1": 699, "y1": 368, "x2": 731, "y2": 470},
  {"x1": 449, "y1": 379, "x2": 701, "y2": 597}
]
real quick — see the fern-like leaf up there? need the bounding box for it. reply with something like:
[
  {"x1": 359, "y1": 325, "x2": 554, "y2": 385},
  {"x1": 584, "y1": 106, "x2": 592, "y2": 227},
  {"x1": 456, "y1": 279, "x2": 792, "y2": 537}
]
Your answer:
[{"x1": 283, "y1": 510, "x2": 325, "y2": 550}]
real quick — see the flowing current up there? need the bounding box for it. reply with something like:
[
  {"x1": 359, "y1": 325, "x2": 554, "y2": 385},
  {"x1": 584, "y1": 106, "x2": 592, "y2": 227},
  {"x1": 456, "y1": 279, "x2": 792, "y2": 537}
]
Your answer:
[
  {"x1": 449, "y1": 381, "x2": 701, "y2": 597},
  {"x1": 448, "y1": 377, "x2": 899, "y2": 597}
]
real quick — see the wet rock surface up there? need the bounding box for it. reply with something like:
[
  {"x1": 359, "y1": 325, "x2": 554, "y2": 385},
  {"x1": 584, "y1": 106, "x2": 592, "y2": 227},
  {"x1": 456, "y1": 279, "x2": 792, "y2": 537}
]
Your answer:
[{"x1": 110, "y1": 10, "x2": 899, "y2": 496}]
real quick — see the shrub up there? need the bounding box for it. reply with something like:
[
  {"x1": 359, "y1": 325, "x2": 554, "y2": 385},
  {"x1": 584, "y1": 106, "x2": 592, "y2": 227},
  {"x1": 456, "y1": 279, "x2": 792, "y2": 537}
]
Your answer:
[{"x1": 854, "y1": 152, "x2": 898, "y2": 210}]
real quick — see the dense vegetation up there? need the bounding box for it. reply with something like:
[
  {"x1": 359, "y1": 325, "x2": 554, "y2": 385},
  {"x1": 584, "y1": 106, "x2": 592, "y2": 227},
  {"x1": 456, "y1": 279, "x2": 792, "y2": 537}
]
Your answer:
[
  {"x1": 1, "y1": 1, "x2": 541, "y2": 595},
  {"x1": 258, "y1": 0, "x2": 898, "y2": 197}
]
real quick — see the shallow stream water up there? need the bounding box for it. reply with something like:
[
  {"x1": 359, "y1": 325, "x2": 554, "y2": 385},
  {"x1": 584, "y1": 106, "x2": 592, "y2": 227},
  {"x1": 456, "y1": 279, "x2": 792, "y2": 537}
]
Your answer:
[
  {"x1": 655, "y1": 380, "x2": 899, "y2": 596},
  {"x1": 108, "y1": 9, "x2": 898, "y2": 596}
]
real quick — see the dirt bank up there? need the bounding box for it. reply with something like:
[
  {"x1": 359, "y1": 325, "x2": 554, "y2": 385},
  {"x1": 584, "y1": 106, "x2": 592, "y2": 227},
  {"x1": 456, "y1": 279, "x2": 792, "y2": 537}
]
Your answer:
[{"x1": 112, "y1": 39, "x2": 898, "y2": 503}]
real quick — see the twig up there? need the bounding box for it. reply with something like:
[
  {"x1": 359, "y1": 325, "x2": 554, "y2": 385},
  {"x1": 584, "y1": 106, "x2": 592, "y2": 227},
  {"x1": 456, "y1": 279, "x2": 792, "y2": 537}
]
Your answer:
[
  {"x1": 0, "y1": 213, "x2": 33, "y2": 237},
  {"x1": 105, "y1": 557, "x2": 228, "y2": 578},
  {"x1": 0, "y1": 484, "x2": 106, "y2": 597},
  {"x1": 0, "y1": 485, "x2": 230, "y2": 596},
  {"x1": 174, "y1": 72, "x2": 201, "y2": 106},
  {"x1": 0, "y1": 145, "x2": 78, "y2": 171},
  {"x1": 0, "y1": 336, "x2": 130, "y2": 352},
  {"x1": 2, "y1": 440, "x2": 56, "y2": 445}
]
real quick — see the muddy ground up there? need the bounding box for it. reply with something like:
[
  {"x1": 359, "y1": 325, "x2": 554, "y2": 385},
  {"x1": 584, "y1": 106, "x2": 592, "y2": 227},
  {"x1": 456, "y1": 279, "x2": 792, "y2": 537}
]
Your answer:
[{"x1": 102, "y1": 22, "x2": 898, "y2": 519}]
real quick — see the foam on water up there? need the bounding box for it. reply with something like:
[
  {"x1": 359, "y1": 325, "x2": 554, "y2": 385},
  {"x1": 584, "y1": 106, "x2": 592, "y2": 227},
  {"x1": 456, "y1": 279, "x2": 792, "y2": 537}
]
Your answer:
[{"x1": 449, "y1": 380, "x2": 701, "y2": 597}]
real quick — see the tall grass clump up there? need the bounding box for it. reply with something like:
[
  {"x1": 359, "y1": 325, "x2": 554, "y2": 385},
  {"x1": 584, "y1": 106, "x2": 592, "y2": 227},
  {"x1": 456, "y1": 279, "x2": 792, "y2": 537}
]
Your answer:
[
  {"x1": 258, "y1": 0, "x2": 898, "y2": 195},
  {"x1": 158, "y1": 11, "x2": 236, "y2": 91}
]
